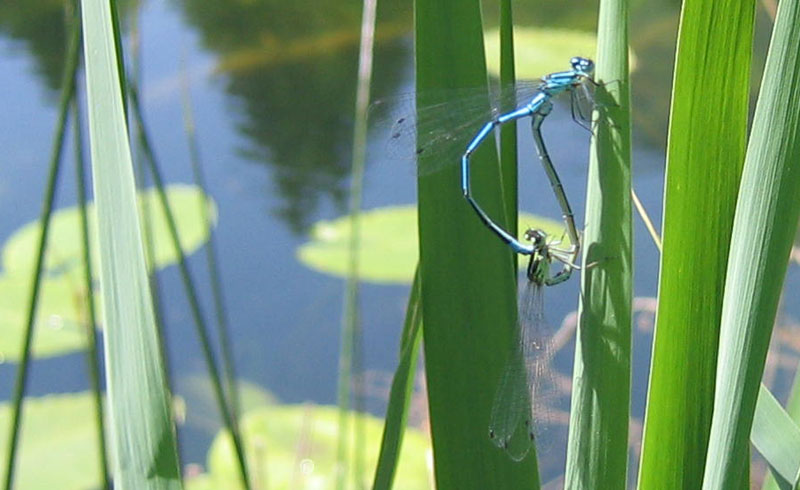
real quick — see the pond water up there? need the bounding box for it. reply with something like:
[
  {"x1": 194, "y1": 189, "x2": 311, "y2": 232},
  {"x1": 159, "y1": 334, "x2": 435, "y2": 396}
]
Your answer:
[{"x1": 0, "y1": 0, "x2": 795, "y2": 486}]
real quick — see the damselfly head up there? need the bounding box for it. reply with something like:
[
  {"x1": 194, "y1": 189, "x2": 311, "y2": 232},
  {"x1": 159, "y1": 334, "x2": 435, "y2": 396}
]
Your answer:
[
  {"x1": 570, "y1": 56, "x2": 595, "y2": 77},
  {"x1": 523, "y1": 228, "x2": 547, "y2": 247}
]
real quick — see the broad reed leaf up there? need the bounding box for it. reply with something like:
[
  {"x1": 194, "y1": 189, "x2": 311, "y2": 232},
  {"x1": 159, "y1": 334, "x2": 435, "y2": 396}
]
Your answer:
[
  {"x1": 637, "y1": 0, "x2": 755, "y2": 486},
  {"x1": 415, "y1": 0, "x2": 539, "y2": 487},
  {"x1": 702, "y1": 0, "x2": 800, "y2": 485},
  {"x1": 80, "y1": 0, "x2": 181, "y2": 486},
  {"x1": 564, "y1": 0, "x2": 633, "y2": 486}
]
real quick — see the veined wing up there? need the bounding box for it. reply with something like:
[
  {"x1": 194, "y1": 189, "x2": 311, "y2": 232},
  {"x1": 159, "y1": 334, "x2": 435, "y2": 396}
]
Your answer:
[
  {"x1": 369, "y1": 81, "x2": 544, "y2": 175},
  {"x1": 488, "y1": 279, "x2": 556, "y2": 461}
]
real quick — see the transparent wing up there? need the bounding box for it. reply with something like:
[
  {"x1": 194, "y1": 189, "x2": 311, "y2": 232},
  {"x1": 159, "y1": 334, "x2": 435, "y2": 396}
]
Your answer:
[
  {"x1": 488, "y1": 279, "x2": 556, "y2": 461},
  {"x1": 369, "y1": 81, "x2": 544, "y2": 176}
]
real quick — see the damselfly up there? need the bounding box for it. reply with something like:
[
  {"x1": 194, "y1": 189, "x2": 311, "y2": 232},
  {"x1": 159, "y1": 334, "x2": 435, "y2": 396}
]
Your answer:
[
  {"x1": 488, "y1": 229, "x2": 578, "y2": 460},
  {"x1": 372, "y1": 57, "x2": 597, "y2": 271},
  {"x1": 462, "y1": 57, "x2": 597, "y2": 273}
]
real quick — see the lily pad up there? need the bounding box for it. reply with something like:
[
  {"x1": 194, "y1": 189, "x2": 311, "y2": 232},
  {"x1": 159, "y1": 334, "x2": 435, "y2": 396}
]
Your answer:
[
  {"x1": 177, "y1": 375, "x2": 277, "y2": 434},
  {"x1": 0, "y1": 392, "x2": 103, "y2": 489},
  {"x1": 0, "y1": 273, "x2": 91, "y2": 362},
  {"x1": 297, "y1": 205, "x2": 569, "y2": 284},
  {"x1": 186, "y1": 403, "x2": 431, "y2": 490},
  {"x1": 484, "y1": 27, "x2": 637, "y2": 80},
  {"x1": 2, "y1": 184, "x2": 216, "y2": 279},
  {"x1": 0, "y1": 184, "x2": 216, "y2": 362}
]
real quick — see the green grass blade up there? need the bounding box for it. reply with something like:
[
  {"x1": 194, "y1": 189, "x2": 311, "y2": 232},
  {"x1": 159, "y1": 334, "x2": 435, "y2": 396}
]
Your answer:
[
  {"x1": 415, "y1": 0, "x2": 538, "y2": 487},
  {"x1": 497, "y1": 0, "x2": 517, "y2": 231},
  {"x1": 336, "y1": 0, "x2": 377, "y2": 487},
  {"x1": 564, "y1": 0, "x2": 633, "y2": 487},
  {"x1": 179, "y1": 60, "x2": 241, "y2": 425},
  {"x1": 752, "y1": 386, "x2": 800, "y2": 488},
  {"x1": 636, "y1": 0, "x2": 755, "y2": 487},
  {"x1": 73, "y1": 90, "x2": 111, "y2": 489},
  {"x1": 128, "y1": 84, "x2": 249, "y2": 489},
  {"x1": 372, "y1": 268, "x2": 423, "y2": 490},
  {"x1": 80, "y1": 0, "x2": 181, "y2": 487},
  {"x1": 702, "y1": 0, "x2": 800, "y2": 484},
  {"x1": 761, "y1": 369, "x2": 800, "y2": 490},
  {"x1": 2, "y1": 7, "x2": 80, "y2": 489}
]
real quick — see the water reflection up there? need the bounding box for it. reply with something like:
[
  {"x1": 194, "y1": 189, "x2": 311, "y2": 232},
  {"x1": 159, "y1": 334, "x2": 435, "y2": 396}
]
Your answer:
[
  {"x1": 0, "y1": 0, "x2": 75, "y2": 94},
  {"x1": 173, "y1": 0, "x2": 411, "y2": 233},
  {"x1": 0, "y1": 0, "x2": 691, "y2": 233}
]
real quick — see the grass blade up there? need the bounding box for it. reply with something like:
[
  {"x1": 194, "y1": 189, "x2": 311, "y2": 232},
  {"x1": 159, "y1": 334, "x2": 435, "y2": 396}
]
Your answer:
[
  {"x1": 761, "y1": 368, "x2": 800, "y2": 490},
  {"x1": 702, "y1": 0, "x2": 800, "y2": 484},
  {"x1": 179, "y1": 58, "x2": 241, "y2": 425},
  {"x1": 751, "y1": 386, "x2": 800, "y2": 488},
  {"x1": 80, "y1": 0, "x2": 181, "y2": 486},
  {"x1": 497, "y1": 0, "x2": 517, "y2": 230},
  {"x1": 636, "y1": 0, "x2": 755, "y2": 486},
  {"x1": 73, "y1": 88, "x2": 111, "y2": 489},
  {"x1": 336, "y1": 0, "x2": 377, "y2": 487},
  {"x1": 2, "y1": 6, "x2": 80, "y2": 488},
  {"x1": 415, "y1": 0, "x2": 539, "y2": 487},
  {"x1": 128, "y1": 84, "x2": 249, "y2": 489},
  {"x1": 372, "y1": 268, "x2": 423, "y2": 490},
  {"x1": 564, "y1": 0, "x2": 633, "y2": 486}
]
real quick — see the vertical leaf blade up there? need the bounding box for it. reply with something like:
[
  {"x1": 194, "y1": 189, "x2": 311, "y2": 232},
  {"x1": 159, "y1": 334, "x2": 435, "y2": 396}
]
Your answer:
[
  {"x1": 703, "y1": 0, "x2": 800, "y2": 485},
  {"x1": 564, "y1": 0, "x2": 633, "y2": 486},
  {"x1": 80, "y1": 0, "x2": 181, "y2": 487},
  {"x1": 637, "y1": 0, "x2": 755, "y2": 487},
  {"x1": 415, "y1": 0, "x2": 538, "y2": 487}
]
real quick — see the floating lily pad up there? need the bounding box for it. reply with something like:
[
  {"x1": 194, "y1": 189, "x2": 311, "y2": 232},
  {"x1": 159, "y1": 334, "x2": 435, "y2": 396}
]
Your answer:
[
  {"x1": 484, "y1": 27, "x2": 637, "y2": 80},
  {"x1": 297, "y1": 205, "x2": 569, "y2": 284},
  {"x1": 3, "y1": 184, "x2": 216, "y2": 279},
  {"x1": 0, "y1": 185, "x2": 216, "y2": 362},
  {"x1": 0, "y1": 393, "x2": 103, "y2": 489},
  {"x1": 177, "y1": 375, "x2": 277, "y2": 434},
  {"x1": 0, "y1": 274, "x2": 91, "y2": 362},
  {"x1": 186, "y1": 403, "x2": 431, "y2": 490}
]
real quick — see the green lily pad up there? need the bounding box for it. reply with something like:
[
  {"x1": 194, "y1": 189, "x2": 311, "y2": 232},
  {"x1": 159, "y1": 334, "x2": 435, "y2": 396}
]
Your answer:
[
  {"x1": 297, "y1": 205, "x2": 569, "y2": 284},
  {"x1": 0, "y1": 393, "x2": 103, "y2": 489},
  {"x1": 3, "y1": 184, "x2": 216, "y2": 279},
  {"x1": 0, "y1": 273, "x2": 91, "y2": 362},
  {"x1": 0, "y1": 184, "x2": 216, "y2": 362},
  {"x1": 484, "y1": 27, "x2": 638, "y2": 80},
  {"x1": 186, "y1": 403, "x2": 431, "y2": 490},
  {"x1": 177, "y1": 375, "x2": 277, "y2": 434}
]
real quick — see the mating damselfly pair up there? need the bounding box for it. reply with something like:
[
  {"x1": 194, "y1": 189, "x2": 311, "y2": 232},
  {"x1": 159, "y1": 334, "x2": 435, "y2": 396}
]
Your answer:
[{"x1": 377, "y1": 57, "x2": 601, "y2": 460}]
